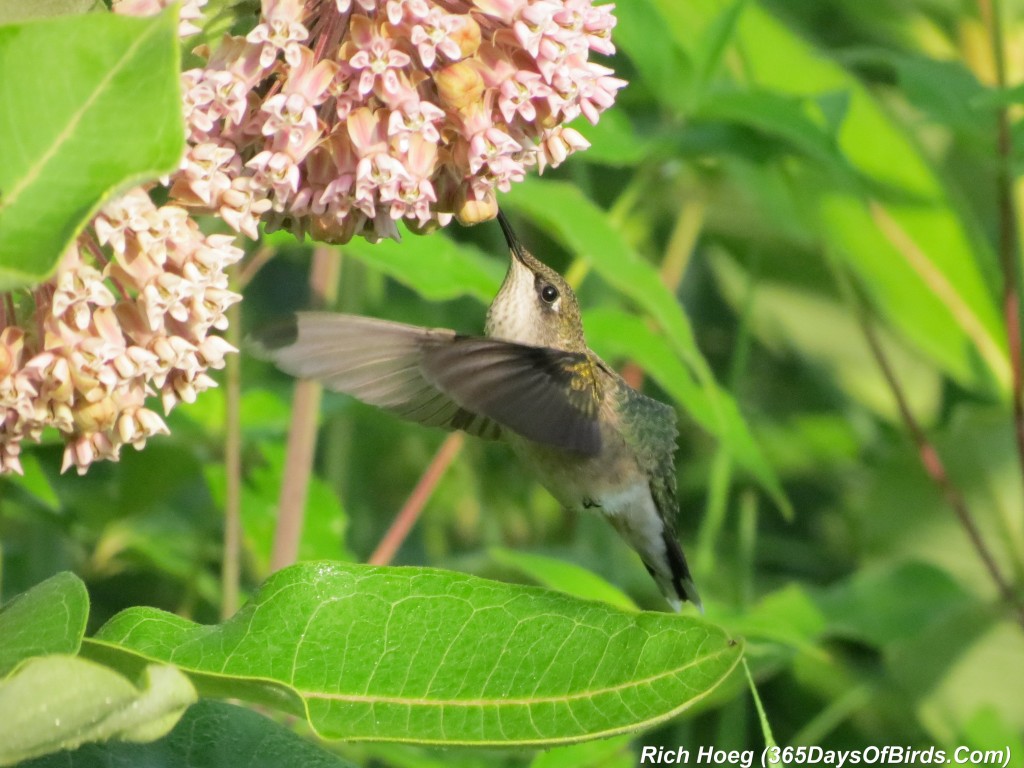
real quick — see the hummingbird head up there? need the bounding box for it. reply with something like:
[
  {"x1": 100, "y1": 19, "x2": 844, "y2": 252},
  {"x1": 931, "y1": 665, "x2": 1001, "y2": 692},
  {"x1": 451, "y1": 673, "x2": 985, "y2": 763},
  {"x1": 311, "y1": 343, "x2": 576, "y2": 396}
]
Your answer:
[{"x1": 485, "y1": 212, "x2": 587, "y2": 353}]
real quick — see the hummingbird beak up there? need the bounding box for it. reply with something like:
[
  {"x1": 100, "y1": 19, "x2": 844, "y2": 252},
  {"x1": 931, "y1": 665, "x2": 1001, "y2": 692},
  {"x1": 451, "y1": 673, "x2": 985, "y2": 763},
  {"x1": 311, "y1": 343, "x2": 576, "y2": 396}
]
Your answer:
[{"x1": 496, "y1": 210, "x2": 529, "y2": 265}]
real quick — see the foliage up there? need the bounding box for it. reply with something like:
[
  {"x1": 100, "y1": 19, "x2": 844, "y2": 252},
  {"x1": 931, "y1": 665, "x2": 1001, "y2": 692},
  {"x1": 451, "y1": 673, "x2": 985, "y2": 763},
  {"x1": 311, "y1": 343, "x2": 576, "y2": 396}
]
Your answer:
[
  {"x1": 0, "y1": 6, "x2": 183, "y2": 289},
  {"x1": 3, "y1": 0, "x2": 1024, "y2": 766},
  {"x1": 88, "y1": 563, "x2": 740, "y2": 744}
]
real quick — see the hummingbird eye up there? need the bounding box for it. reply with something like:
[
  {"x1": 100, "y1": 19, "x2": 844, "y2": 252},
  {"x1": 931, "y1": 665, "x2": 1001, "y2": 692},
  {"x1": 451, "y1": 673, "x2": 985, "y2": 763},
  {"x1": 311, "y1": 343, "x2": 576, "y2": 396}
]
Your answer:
[{"x1": 540, "y1": 284, "x2": 559, "y2": 304}]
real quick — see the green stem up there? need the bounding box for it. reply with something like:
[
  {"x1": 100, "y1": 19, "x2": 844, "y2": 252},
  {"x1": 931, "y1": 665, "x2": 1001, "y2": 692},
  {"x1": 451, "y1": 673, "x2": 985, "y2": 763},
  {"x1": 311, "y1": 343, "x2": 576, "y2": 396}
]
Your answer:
[
  {"x1": 743, "y1": 659, "x2": 782, "y2": 754},
  {"x1": 737, "y1": 489, "x2": 758, "y2": 609},
  {"x1": 696, "y1": 450, "x2": 732, "y2": 580},
  {"x1": 660, "y1": 197, "x2": 706, "y2": 290},
  {"x1": 696, "y1": 251, "x2": 760, "y2": 581}
]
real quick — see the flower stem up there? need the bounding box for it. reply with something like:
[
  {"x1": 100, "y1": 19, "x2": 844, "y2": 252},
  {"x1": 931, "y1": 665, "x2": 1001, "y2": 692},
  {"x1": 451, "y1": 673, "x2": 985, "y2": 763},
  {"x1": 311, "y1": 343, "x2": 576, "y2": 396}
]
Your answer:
[
  {"x1": 236, "y1": 243, "x2": 275, "y2": 291},
  {"x1": 221, "y1": 274, "x2": 243, "y2": 619},
  {"x1": 270, "y1": 245, "x2": 341, "y2": 572}
]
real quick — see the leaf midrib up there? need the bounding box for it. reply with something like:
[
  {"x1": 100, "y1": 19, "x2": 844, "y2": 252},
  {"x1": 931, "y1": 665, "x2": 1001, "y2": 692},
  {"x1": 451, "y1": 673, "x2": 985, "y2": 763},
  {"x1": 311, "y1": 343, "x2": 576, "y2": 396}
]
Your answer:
[
  {"x1": 300, "y1": 642, "x2": 738, "y2": 707},
  {"x1": 0, "y1": 16, "x2": 160, "y2": 214}
]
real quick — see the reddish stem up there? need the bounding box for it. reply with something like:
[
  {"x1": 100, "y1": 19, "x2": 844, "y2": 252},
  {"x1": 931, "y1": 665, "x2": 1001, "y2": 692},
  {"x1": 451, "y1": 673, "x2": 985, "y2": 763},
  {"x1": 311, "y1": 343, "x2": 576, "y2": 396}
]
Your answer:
[
  {"x1": 978, "y1": 0, "x2": 1024, "y2": 519},
  {"x1": 368, "y1": 432, "x2": 465, "y2": 566},
  {"x1": 855, "y1": 288, "x2": 1024, "y2": 627}
]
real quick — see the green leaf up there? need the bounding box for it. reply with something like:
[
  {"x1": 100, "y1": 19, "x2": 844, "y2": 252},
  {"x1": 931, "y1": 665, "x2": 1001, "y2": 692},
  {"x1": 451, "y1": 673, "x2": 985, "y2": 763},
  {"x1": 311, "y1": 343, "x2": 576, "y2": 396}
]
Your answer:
[
  {"x1": 612, "y1": 0, "x2": 693, "y2": 112},
  {"x1": 490, "y1": 547, "x2": 638, "y2": 611},
  {"x1": 18, "y1": 700, "x2": 359, "y2": 768},
  {"x1": 0, "y1": 656, "x2": 196, "y2": 766},
  {"x1": 974, "y1": 81, "x2": 1024, "y2": 109},
  {"x1": 343, "y1": 226, "x2": 504, "y2": 303},
  {"x1": 694, "y1": 89, "x2": 846, "y2": 167},
  {"x1": 0, "y1": 571, "x2": 88, "y2": 676},
  {"x1": 0, "y1": 7, "x2": 183, "y2": 290},
  {"x1": 691, "y1": 0, "x2": 749, "y2": 98},
  {"x1": 718, "y1": 1, "x2": 1006, "y2": 393},
  {"x1": 816, "y1": 561, "x2": 974, "y2": 648},
  {"x1": 90, "y1": 562, "x2": 742, "y2": 745},
  {"x1": 840, "y1": 48, "x2": 987, "y2": 136},
  {"x1": 530, "y1": 734, "x2": 635, "y2": 768}
]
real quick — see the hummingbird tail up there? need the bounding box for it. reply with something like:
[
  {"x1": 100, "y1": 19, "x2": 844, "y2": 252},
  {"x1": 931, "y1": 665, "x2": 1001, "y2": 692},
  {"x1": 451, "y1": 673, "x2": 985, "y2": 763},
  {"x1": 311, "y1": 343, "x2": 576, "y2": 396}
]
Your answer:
[{"x1": 659, "y1": 532, "x2": 703, "y2": 613}]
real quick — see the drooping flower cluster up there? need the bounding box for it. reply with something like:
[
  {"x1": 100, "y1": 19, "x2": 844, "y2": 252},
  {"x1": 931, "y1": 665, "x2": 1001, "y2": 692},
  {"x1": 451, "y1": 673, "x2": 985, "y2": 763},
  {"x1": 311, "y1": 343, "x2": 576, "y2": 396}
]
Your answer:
[
  {"x1": 1, "y1": 0, "x2": 622, "y2": 475},
  {"x1": 151, "y1": 0, "x2": 625, "y2": 242},
  {"x1": 0, "y1": 0, "x2": 238, "y2": 476},
  {"x1": 0, "y1": 192, "x2": 242, "y2": 475}
]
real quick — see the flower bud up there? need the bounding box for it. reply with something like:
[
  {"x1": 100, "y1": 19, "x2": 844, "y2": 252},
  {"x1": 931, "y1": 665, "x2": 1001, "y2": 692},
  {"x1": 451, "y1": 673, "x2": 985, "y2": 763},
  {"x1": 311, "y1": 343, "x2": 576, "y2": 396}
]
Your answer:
[
  {"x1": 73, "y1": 397, "x2": 117, "y2": 433},
  {"x1": 0, "y1": 328, "x2": 23, "y2": 377},
  {"x1": 450, "y1": 15, "x2": 482, "y2": 59},
  {"x1": 455, "y1": 188, "x2": 497, "y2": 225},
  {"x1": 434, "y1": 61, "x2": 484, "y2": 113},
  {"x1": 405, "y1": 217, "x2": 444, "y2": 235}
]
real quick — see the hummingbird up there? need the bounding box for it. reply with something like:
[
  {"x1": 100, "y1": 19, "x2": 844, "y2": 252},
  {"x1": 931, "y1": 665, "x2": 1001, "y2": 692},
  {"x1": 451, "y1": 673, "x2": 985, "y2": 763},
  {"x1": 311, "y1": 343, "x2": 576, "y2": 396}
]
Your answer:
[{"x1": 253, "y1": 212, "x2": 701, "y2": 611}]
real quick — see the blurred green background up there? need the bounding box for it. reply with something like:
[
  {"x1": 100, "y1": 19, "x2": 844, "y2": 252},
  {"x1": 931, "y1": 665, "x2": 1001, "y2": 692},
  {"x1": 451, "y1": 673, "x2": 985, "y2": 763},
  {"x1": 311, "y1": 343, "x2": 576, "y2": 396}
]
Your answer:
[{"x1": 3, "y1": 0, "x2": 1024, "y2": 763}]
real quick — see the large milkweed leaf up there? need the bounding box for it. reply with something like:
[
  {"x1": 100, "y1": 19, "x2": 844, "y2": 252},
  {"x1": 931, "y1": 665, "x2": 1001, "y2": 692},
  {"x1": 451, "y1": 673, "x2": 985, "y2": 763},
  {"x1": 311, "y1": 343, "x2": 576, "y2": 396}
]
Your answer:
[
  {"x1": 87, "y1": 562, "x2": 742, "y2": 746},
  {"x1": 0, "y1": 7, "x2": 183, "y2": 289}
]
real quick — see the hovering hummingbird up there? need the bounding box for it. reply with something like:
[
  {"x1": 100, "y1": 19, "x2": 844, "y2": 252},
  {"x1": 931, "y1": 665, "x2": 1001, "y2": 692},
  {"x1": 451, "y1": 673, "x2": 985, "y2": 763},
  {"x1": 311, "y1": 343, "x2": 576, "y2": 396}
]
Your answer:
[{"x1": 253, "y1": 212, "x2": 701, "y2": 610}]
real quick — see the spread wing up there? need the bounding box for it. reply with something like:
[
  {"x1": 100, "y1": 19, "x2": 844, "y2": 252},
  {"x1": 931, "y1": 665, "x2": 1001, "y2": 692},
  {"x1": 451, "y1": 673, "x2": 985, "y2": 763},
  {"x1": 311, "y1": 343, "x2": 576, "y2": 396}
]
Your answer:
[{"x1": 251, "y1": 312, "x2": 602, "y2": 456}]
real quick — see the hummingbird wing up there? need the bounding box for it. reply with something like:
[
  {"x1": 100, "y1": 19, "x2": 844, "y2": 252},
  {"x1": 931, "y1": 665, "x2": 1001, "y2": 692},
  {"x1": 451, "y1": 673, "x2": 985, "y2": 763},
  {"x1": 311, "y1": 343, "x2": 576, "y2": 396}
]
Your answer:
[{"x1": 252, "y1": 312, "x2": 602, "y2": 456}]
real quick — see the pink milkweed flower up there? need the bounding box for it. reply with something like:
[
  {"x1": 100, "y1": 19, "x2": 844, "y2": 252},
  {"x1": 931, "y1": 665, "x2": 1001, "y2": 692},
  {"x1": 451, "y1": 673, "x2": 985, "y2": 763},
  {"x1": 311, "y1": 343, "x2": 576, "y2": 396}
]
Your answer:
[
  {"x1": 345, "y1": 15, "x2": 414, "y2": 99},
  {"x1": 111, "y1": 0, "x2": 624, "y2": 244},
  {"x1": 0, "y1": 185, "x2": 242, "y2": 474}
]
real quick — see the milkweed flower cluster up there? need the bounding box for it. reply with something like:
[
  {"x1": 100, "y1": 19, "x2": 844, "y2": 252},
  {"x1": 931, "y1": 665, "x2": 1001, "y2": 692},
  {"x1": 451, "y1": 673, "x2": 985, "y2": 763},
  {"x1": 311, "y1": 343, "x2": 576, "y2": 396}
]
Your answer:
[
  {"x1": 0, "y1": 192, "x2": 242, "y2": 476},
  {"x1": 168, "y1": 0, "x2": 625, "y2": 242},
  {"x1": 0, "y1": 0, "x2": 243, "y2": 477},
  {"x1": 0, "y1": 0, "x2": 623, "y2": 475}
]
